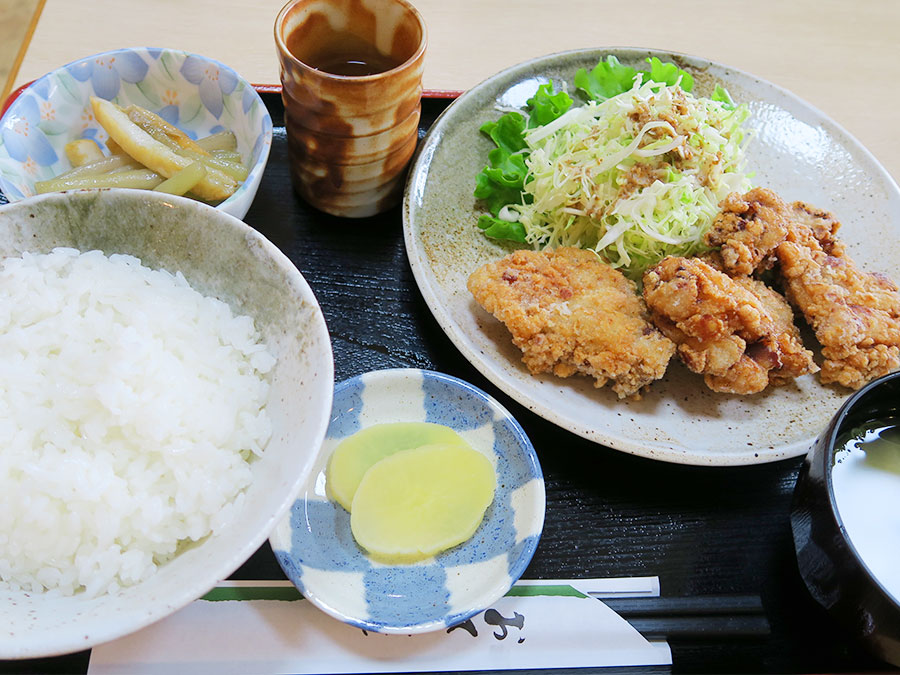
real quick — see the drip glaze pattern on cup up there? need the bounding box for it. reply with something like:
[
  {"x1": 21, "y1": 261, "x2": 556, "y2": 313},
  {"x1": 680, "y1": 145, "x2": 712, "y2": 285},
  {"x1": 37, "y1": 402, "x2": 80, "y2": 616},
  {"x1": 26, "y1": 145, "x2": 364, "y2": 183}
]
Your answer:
[{"x1": 275, "y1": 0, "x2": 426, "y2": 218}]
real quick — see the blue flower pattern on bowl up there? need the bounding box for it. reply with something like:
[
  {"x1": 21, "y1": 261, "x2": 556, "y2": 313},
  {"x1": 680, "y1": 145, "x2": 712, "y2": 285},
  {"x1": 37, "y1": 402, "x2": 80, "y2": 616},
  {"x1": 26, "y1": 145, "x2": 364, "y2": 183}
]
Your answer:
[
  {"x1": 0, "y1": 95, "x2": 58, "y2": 183},
  {"x1": 270, "y1": 369, "x2": 546, "y2": 634},
  {"x1": 180, "y1": 55, "x2": 239, "y2": 120},
  {"x1": 65, "y1": 51, "x2": 149, "y2": 101},
  {"x1": 0, "y1": 48, "x2": 272, "y2": 218}
]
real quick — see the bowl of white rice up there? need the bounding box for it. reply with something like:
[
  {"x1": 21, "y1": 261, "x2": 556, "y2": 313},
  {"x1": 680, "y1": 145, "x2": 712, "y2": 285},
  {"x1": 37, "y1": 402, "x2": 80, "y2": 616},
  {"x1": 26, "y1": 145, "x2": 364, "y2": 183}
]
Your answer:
[{"x1": 0, "y1": 188, "x2": 333, "y2": 658}]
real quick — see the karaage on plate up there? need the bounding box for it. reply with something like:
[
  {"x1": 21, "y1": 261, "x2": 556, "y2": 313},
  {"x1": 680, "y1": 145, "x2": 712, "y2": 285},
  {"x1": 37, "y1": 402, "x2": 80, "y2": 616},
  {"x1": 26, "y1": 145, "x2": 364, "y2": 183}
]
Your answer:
[
  {"x1": 642, "y1": 256, "x2": 817, "y2": 394},
  {"x1": 467, "y1": 247, "x2": 675, "y2": 399},
  {"x1": 777, "y1": 236, "x2": 900, "y2": 388},
  {"x1": 703, "y1": 187, "x2": 792, "y2": 276},
  {"x1": 468, "y1": 188, "x2": 898, "y2": 398},
  {"x1": 704, "y1": 188, "x2": 900, "y2": 389}
]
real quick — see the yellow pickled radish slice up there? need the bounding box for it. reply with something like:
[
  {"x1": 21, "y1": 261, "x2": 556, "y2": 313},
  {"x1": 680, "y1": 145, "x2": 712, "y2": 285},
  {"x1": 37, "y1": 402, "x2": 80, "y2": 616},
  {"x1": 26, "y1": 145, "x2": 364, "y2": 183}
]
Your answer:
[
  {"x1": 350, "y1": 443, "x2": 496, "y2": 563},
  {"x1": 326, "y1": 422, "x2": 470, "y2": 511}
]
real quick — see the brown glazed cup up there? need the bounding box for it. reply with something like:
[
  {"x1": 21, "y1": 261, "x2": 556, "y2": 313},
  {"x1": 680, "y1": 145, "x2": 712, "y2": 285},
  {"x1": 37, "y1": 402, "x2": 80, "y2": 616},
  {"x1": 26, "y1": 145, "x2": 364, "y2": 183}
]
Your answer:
[{"x1": 275, "y1": 0, "x2": 426, "y2": 218}]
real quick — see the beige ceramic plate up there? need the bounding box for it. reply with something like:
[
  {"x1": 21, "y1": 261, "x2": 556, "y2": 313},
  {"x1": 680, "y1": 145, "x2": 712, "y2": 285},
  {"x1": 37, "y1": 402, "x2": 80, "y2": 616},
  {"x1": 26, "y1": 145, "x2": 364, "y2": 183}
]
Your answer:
[{"x1": 403, "y1": 48, "x2": 900, "y2": 466}]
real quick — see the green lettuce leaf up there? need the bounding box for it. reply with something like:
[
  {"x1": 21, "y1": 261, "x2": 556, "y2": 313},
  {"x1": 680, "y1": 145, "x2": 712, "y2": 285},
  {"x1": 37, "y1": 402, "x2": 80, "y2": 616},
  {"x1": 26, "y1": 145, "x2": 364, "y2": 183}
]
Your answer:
[
  {"x1": 574, "y1": 55, "x2": 638, "y2": 101},
  {"x1": 711, "y1": 84, "x2": 735, "y2": 110},
  {"x1": 474, "y1": 147, "x2": 528, "y2": 216},
  {"x1": 574, "y1": 55, "x2": 697, "y2": 102},
  {"x1": 525, "y1": 82, "x2": 573, "y2": 127},
  {"x1": 645, "y1": 57, "x2": 694, "y2": 91},
  {"x1": 476, "y1": 214, "x2": 527, "y2": 242},
  {"x1": 479, "y1": 112, "x2": 527, "y2": 153}
]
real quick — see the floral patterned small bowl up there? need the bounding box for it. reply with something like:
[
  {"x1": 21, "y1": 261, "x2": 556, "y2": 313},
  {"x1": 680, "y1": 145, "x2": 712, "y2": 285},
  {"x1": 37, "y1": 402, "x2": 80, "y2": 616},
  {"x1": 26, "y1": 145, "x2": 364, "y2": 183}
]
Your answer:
[{"x1": 0, "y1": 48, "x2": 272, "y2": 219}]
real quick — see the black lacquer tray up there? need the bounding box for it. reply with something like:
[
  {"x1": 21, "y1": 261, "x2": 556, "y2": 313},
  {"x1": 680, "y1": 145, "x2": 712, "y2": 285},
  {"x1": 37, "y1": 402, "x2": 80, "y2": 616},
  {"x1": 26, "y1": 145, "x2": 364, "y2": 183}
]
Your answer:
[{"x1": 0, "y1": 94, "x2": 889, "y2": 675}]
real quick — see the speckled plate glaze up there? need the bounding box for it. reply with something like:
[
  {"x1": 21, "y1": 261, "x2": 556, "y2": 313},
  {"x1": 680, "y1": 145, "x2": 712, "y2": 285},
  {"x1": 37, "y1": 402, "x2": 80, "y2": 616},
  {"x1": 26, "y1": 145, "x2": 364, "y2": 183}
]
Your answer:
[
  {"x1": 269, "y1": 368, "x2": 545, "y2": 634},
  {"x1": 0, "y1": 48, "x2": 272, "y2": 219},
  {"x1": 403, "y1": 48, "x2": 900, "y2": 466}
]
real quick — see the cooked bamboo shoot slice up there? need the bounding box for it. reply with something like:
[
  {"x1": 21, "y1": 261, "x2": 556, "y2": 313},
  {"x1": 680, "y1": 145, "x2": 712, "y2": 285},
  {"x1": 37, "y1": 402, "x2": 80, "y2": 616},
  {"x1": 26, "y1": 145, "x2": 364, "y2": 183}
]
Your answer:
[
  {"x1": 35, "y1": 169, "x2": 164, "y2": 193},
  {"x1": 124, "y1": 104, "x2": 210, "y2": 155},
  {"x1": 90, "y1": 96, "x2": 237, "y2": 201},
  {"x1": 65, "y1": 139, "x2": 104, "y2": 167},
  {"x1": 153, "y1": 161, "x2": 207, "y2": 196},
  {"x1": 53, "y1": 153, "x2": 140, "y2": 180},
  {"x1": 176, "y1": 148, "x2": 248, "y2": 182},
  {"x1": 196, "y1": 130, "x2": 238, "y2": 153}
]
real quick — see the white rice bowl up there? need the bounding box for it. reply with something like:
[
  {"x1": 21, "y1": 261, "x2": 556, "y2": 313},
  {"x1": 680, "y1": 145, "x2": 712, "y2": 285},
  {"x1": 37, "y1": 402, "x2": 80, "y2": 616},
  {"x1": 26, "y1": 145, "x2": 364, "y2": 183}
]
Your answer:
[{"x1": 0, "y1": 189, "x2": 333, "y2": 658}]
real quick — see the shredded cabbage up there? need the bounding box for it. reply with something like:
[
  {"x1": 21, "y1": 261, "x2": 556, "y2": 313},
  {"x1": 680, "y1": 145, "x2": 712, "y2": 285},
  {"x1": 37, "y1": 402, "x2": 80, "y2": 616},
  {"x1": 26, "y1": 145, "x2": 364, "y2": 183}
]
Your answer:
[{"x1": 500, "y1": 77, "x2": 752, "y2": 279}]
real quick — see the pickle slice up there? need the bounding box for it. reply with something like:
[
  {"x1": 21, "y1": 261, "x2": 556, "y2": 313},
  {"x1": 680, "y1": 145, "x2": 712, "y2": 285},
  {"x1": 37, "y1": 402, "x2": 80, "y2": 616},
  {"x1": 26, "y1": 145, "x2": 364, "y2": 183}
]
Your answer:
[
  {"x1": 326, "y1": 422, "x2": 470, "y2": 511},
  {"x1": 349, "y1": 443, "x2": 495, "y2": 563}
]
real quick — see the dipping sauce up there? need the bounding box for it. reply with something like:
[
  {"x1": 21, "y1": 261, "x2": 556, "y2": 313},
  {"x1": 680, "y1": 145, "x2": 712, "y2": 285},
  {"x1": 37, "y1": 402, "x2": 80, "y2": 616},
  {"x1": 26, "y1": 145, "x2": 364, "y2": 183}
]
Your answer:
[
  {"x1": 831, "y1": 417, "x2": 900, "y2": 602},
  {"x1": 285, "y1": 27, "x2": 405, "y2": 76}
]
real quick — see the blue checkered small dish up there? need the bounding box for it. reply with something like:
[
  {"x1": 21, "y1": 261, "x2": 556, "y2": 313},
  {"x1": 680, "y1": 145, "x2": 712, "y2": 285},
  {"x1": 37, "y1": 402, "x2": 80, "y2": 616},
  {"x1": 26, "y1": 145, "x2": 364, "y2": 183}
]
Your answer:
[{"x1": 269, "y1": 368, "x2": 545, "y2": 634}]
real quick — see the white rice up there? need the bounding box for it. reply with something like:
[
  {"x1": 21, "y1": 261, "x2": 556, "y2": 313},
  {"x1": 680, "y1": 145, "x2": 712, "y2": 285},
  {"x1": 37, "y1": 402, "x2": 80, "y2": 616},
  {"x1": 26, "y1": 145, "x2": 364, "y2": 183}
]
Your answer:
[{"x1": 0, "y1": 248, "x2": 275, "y2": 597}]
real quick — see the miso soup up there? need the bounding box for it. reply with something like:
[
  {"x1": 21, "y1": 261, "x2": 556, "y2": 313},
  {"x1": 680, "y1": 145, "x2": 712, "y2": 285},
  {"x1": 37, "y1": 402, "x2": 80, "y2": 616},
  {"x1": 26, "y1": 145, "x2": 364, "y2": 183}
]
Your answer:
[{"x1": 831, "y1": 418, "x2": 900, "y2": 602}]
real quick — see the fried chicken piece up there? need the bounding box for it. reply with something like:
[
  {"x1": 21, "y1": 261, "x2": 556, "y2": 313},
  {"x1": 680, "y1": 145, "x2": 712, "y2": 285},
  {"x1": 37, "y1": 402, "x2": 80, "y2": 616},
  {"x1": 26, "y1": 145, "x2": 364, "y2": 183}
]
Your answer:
[
  {"x1": 777, "y1": 238, "x2": 900, "y2": 389},
  {"x1": 703, "y1": 188, "x2": 792, "y2": 276},
  {"x1": 705, "y1": 188, "x2": 900, "y2": 389},
  {"x1": 642, "y1": 256, "x2": 817, "y2": 394},
  {"x1": 467, "y1": 247, "x2": 675, "y2": 398},
  {"x1": 788, "y1": 200, "x2": 844, "y2": 255},
  {"x1": 705, "y1": 188, "x2": 845, "y2": 276},
  {"x1": 735, "y1": 276, "x2": 821, "y2": 386}
]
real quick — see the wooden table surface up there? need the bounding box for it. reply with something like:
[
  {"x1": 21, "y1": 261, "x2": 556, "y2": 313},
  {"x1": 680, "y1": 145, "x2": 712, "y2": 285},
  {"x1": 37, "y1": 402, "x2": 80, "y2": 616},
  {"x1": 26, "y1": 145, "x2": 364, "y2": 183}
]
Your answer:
[{"x1": 9, "y1": 0, "x2": 900, "y2": 183}]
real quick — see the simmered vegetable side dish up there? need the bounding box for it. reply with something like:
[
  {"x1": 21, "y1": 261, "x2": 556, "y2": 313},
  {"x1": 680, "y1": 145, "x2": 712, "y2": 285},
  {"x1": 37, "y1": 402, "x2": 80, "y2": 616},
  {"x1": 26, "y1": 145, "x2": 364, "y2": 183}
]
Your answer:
[{"x1": 36, "y1": 98, "x2": 247, "y2": 203}]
